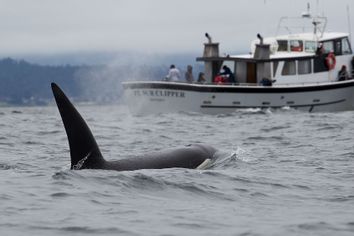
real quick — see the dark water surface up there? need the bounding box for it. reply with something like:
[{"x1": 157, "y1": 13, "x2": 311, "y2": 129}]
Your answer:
[{"x1": 0, "y1": 105, "x2": 353, "y2": 236}]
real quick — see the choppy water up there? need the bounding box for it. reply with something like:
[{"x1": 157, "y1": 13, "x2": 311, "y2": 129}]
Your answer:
[{"x1": 0, "y1": 105, "x2": 354, "y2": 236}]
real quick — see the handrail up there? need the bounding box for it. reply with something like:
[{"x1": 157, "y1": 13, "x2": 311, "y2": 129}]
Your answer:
[
  {"x1": 123, "y1": 79, "x2": 354, "y2": 88},
  {"x1": 276, "y1": 15, "x2": 327, "y2": 40}
]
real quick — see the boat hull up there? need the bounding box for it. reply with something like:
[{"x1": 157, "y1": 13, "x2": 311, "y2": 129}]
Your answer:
[{"x1": 122, "y1": 81, "x2": 354, "y2": 114}]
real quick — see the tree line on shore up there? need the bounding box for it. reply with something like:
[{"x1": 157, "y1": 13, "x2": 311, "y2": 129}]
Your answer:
[{"x1": 0, "y1": 58, "x2": 173, "y2": 105}]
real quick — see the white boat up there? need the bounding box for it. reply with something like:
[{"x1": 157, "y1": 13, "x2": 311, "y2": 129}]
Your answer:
[{"x1": 123, "y1": 7, "x2": 354, "y2": 115}]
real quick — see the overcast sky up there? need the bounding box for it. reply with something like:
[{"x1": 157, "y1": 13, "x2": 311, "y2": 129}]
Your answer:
[{"x1": 0, "y1": 0, "x2": 354, "y2": 57}]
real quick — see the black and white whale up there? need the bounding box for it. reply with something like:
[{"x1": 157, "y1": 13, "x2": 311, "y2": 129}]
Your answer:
[{"x1": 51, "y1": 83, "x2": 218, "y2": 171}]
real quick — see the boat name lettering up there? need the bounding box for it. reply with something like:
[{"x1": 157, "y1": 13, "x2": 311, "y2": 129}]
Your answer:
[{"x1": 134, "y1": 90, "x2": 185, "y2": 98}]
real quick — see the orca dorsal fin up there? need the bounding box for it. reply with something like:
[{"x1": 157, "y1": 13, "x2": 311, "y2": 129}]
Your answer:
[{"x1": 51, "y1": 83, "x2": 105, "y2": 169}]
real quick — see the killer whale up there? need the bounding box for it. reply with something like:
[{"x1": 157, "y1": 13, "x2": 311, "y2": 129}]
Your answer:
[{"x1": 51, "y1": 83, "x2": 217, "y2": 171}]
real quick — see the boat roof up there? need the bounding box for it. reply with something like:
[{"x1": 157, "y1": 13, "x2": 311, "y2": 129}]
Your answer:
[
  {"x1": 197, "y1": 51, "x2": 316, "y2": 63},
  {"x1": 232, "y1": 52, "x2": 314, "y2": 60},
  {"x1": 274, "y1": 32, "x2": 349, "y2": 41}
]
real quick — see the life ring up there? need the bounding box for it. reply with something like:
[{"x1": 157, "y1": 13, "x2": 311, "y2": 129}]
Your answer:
[{"x1": 325, "y1": 53, "x2": 336, "y2": 70}]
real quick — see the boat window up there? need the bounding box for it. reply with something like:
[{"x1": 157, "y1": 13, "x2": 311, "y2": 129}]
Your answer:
[
  {"x1": 335, "y1": 41, "x2": 341, "y2": 55},
  {"x1": 322, "y1": 41, "x2": 334, "y2": 53},
  {"x1": 298, "y1": 59, "x2": 312, "y2": 75},
  {"x1": 342, "y1": 37, "x2": 352, "y2": 54},
  {"x1": 281, "y1": 61, "x2": 296, "y2": 76},
  {"x1": 273, "y1": 62, "x2": 279, "y2": 77},
  {"x1": 304, "y1": 41, "x2": 316, "y2": 52},
  {"x1": 290, "y1": 40, "x2": 303, "y2": 52},
  {"x1": 277, "y1": 40, "x2": 288, "y2": 51}
]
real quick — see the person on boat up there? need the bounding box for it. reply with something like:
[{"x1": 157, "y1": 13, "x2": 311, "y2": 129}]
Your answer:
[
  {"x1": 338, "y1": 65, "x2": 349, "y2": 81},
  {"x1": 185, "y1": 65, "x2": 194, "y2": 83},
  {"x1": 316, "y1": 43, "x2": 324, "y2": 55},
  {"x1": 260, "y1": 78, "x2": 274, "y2": 86},
  {"x1": 165, "y1": 64, "x2": 181, "y2": 81},
  {"x1": 218, "y1": 65, "x2": 236, "y2": 83},
  {"x1": 197, "y1": 72, "x2": 206, "y2": 83}
]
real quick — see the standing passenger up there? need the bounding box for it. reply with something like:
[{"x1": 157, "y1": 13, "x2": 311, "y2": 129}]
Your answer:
[
  {"x1": 197, "y1": 72, "x2": 206, "y2": 83},
  {"x1": 185, "y1": 65, "x2": 194, "y2": 83},
  {"x1": 316, "y1": 43, "x2": 324, "y2": 55},
  {"x1": 165, "y1": 64, "x2": 181, "y2": 81}
]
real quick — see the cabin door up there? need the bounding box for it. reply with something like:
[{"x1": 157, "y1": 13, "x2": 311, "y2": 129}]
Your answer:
[{"x1": 247, "y1": 63, "x2": 257, "y2": 84}]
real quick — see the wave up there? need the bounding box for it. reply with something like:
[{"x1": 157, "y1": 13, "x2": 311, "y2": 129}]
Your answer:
[
  {"x1": 51, "y1": 167, "x2": 238, "y2": 202},
  {"x1": 0, "y1": 163, "x2": 16, "y2": 170},
  {"x1": 293, "y1": 221, "x2": 354, "y2": 234},
  {"x1": 260, "y1": 125, "x2": 291, "y2": 132},
  {"x1": 36, "y1": 130, "x2": 61, "y2": 136},
  {"x1": 9, "y1": 110, "x2": 22, "y2": 114},
  {"x1": 25, "y1": 225, "x2": 131, "y2": 235},
  {"x1": 0, "y1": 162, "x2": 36, "y2": 171}
]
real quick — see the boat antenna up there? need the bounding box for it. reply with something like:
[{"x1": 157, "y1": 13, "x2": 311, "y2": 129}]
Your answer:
[
  {"x1": 347, "y1": 5, "x2": 352, "y2": 43},
  {"x1": 302, "y1": 3, "x2": 311, "y2": 18},
  {"x1": 316, "y1": 0, "x2": 319, "y2": 16}
]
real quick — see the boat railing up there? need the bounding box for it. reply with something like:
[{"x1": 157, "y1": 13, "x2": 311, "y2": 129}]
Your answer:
[
  {"x1": 276, "y1": 15, "x2": 327, "y2": 39},
  {"x1": 203, "y1": 80, "x2": 351, "y2": 87},
  {"x1": 124, "y1": 79, "x2": 353, "y2": 87},
  {"x1": 183, "y1": 81, "x2": 346, "y2": 87}
]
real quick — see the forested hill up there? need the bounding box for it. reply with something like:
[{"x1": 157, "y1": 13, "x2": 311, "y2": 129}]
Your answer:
[
  {"x1": 0, "y1": 58, "x2": 178, "y2": 105},
  {"x1": 0, "y1": 58, "x2": 80, "y2": 105}
]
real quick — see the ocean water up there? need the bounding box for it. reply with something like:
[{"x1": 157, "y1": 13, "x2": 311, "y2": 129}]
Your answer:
[{"x1": 0, "y1": 105, "x2": 354, "y2": 236}]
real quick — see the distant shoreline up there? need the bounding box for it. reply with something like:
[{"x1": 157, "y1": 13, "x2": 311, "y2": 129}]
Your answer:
[{"x1": 0, "y1": 57, "x2": 204, "y2": 106}]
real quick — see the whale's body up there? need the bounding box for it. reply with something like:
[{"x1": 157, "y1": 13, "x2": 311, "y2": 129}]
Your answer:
[{"x1": 51, "y1": 83, "x2": 217, "y2": 171}]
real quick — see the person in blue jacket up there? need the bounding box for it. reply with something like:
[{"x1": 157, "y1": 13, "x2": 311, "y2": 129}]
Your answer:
[{"x1": 219, "y1": 65, "x2": 236, "y2": 83}]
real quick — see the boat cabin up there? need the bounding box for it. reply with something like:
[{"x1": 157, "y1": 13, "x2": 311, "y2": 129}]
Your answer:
[
  {"x1": 197, "y1": 33, "x2": 353, "y2": 86},
  {"x1": 197, "y1": 12, "x2": 353, "y2": 86}
]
